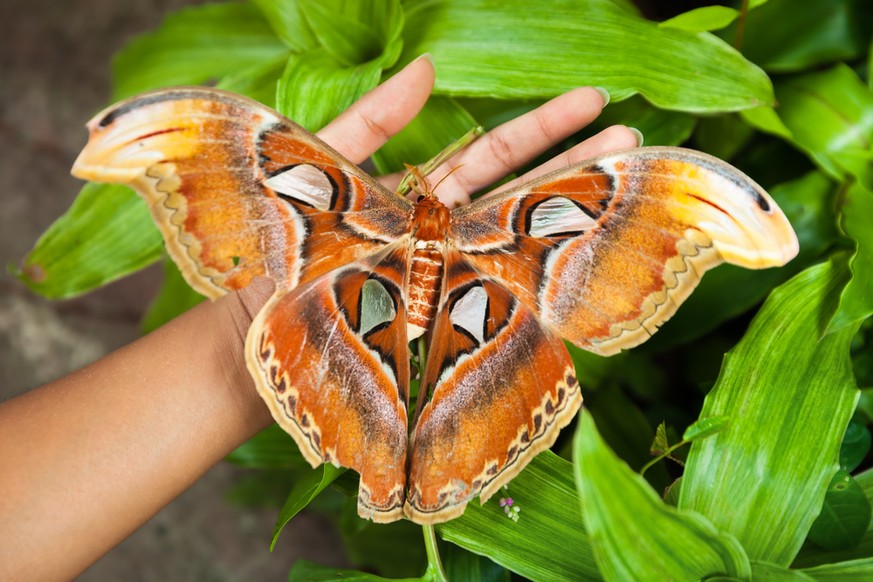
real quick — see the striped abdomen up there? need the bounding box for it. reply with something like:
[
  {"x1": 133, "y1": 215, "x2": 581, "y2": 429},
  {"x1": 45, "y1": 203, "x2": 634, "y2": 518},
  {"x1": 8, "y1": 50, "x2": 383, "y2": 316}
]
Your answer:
[{"x1": 407, "y1": 246, "x2": 443, "y2": 339}]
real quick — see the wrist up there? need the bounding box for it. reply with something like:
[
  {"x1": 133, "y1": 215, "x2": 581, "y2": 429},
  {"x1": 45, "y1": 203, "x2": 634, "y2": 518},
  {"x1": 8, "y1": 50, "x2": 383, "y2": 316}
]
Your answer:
[{"x1": 209, "y1": 277, "x2": 276, "y2": 434}]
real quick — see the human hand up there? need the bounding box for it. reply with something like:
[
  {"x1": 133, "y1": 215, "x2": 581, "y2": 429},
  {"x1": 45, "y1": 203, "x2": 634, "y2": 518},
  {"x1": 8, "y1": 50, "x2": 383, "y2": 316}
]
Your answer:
[{"x1": 223, "y1": 54, "x2": 640, "y2": 381}]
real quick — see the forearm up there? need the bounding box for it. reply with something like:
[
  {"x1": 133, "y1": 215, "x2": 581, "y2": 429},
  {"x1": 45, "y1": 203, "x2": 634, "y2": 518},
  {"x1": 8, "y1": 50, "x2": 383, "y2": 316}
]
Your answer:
[{"x1": 0, "y1": 284, "x2": 272, "y2": 580}]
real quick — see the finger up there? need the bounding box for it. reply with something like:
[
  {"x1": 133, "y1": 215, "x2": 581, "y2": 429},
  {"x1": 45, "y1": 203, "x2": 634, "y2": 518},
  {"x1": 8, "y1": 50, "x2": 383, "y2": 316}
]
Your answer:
[
  {"x1": 316, "y1": 55, "x2": 435, "y2": 164},
  {"x1": 491, "y1": 125, "x2": 641, "y2": 195},
  {"x1": 426, "y1": 86, "x2": 609, "y2": 207}
]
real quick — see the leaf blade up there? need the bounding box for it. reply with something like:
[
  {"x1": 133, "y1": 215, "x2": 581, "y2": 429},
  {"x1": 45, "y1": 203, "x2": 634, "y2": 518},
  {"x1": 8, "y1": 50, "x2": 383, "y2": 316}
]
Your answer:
[{"x1": 679, "y1": 259, "x2": 861, "y2": 565}]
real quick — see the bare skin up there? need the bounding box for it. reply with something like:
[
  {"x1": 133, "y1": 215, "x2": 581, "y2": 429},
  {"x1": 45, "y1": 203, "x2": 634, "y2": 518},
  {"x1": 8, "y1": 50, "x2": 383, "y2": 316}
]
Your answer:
[{"x1": 0, "y1": 56, "x2": 638, "y2": 580}]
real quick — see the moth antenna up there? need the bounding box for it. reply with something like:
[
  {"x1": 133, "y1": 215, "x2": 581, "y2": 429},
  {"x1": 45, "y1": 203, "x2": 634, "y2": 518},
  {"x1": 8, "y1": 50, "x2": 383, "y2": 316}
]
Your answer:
[{"x1": 431, "y1": 164, "x2": 465, "y2": 195}]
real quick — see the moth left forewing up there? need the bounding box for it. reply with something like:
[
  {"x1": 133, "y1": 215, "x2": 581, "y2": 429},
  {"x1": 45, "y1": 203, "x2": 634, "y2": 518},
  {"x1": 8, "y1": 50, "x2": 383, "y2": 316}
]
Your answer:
[
  {"x1": 405, "y1": 255, "x2": 581, "y2": 524},
  {"x1": 246, "y1": 246, "x2": 412, "y2": 523},
  {"x1": 72, "y1": 87, "x2": 413, "y2": 298},
  {"x1": 451, "y1": 146, "x2": 799, "y2": 356}
]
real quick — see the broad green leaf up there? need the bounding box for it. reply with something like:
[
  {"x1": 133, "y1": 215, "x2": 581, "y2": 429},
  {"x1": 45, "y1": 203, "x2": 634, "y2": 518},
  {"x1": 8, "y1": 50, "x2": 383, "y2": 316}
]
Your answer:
[
  {"x1": 592, "y1": 96, "x2": 696, "y2": 147},
  {"x1": 441, "y1": 543, "x2": 508, "y2": 582},
  {"x1": 111, "y1": 2, "x2": 287, "y2": 100},
  {"x1": 651, "y1": 171, "x2": 839, "y2": 349},
  {"x1": 694, "y1": 114, "x2": 754, "y2": 161},
  {"x1": 682, "y1": 416, "x2": 729, "y2": 442},
  {"x1": 140, "y1": 258, "x2": 204, "y2": 334},
  {"x1": 725, "y1": 0, "x2": 873, "y2": 72},
  {"x1": 439, "y1": 451, "x2": 601, "y2": 581},
  {"x1": 216, "y1": 53, "x2": 290, "y2": 107},
  {"x1": 775, "y1": 65, "x2": 873, "y2": 187},
  {"x1": 341, "y1": 511, "x2": 427, "y2": 578},
  {"x1": 277, "y1": 49, "x2": 385, "y2": 131},
  {"x1": 288, "y1": 560, "x2": 416, "y2": 581},
  {"x1": 250, "y1": 0, "x2": 318, "y2": 52},
  {"x1": 740, "y1": 107, "x2": 793, "y2": 140},
  {"x1": 750, "y1": 561, "x2": 814, "y2": 580},
  {"x1": 402, "y1": 0, "x2": 772, "y2": 112},
  {"x1": 581, "y1": 388, "x2": 671, "y2": 491},
  {"x1": 372, "y1": 96, "x2": 478, "y2": 174},
  {"x1": 840, "y1": 421, "x2": 872, "y2": 472},
  {"x1": 300, "y1": 0, "x2": 402, "y2": 66},
  {"x1": 271, "y1": 464, "x2": 345, "y2": 550},
  {"x1": 807, "y1": 470, "x2": 872, "y2": 551},
  {"x1": 226, "y1": 423, "x2": 305, "y2": 469},
  {"x1": 828, "y1": 183, "x2": 873, "y2": 333},
  {"x1": 801, "y1": 558, "x2": 873, "y2": 581},
  {"x1": 679, "y1": 259, "x2": 861, "y2": 565},
  {"x1": 793, "y1": 468, "x2": 873, "y2": 567},
  {"x1": 574, "y1": 410, "x2": 751, "y2": 581},
  {"x1": 660, "y1": 6, "x2": 738, "y2": 33},
  {"x1": 16, "y1": 184, "x2": 162, "y2": 299}
]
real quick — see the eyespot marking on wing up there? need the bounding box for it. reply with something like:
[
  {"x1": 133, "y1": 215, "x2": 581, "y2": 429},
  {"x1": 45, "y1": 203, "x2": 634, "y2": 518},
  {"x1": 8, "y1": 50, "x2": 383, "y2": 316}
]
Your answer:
[
  {"x1": 265, "y1": 164, "x2": 335, "y2": 211},
  {"x1": 359, "y1": 278, "x2": 397, "y2": 336},
  {"x1": 527, "y1": 196, "x2": 598, "y2": 238},
  {"x1": 449, "y1": 285, "x2": 489, "y2": 344}
]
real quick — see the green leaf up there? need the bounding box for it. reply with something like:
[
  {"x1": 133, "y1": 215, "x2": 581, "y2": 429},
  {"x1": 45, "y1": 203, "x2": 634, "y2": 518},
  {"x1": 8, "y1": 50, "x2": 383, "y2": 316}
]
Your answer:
[
  {"x1": 439, "y1": 451, "x2": 601, "y2": 581},
  {"x1": 828, "y1": 183, "x2": 873, "y2": 333},
  {"x1": 574, "y1": 410, "x2": 751, "y2": 581},
  {"x1": 793, "y1": 469, "x2": 873, "y2": 567},
  {"x1": 250, "y1": 0, "x2": 318, "y2": 52},
  {"x1": 725, "y1": 0, "x2": 873, "y2": 72},
  {"x1": 694, "y1": 114, "x2": 754, "y2": 161},
  {"x1": 299, "y1": 0, "x2": 397, "y2": 66},
  {"x1": 277, "y1": 44, "x2": 398, "y2": 131},
  {"x1": 111, "y1": 2, "x2": 288, "y2": 100},
  {"x1": 679, "y1": 259, "x2": 861, "y2": 565},
  {"x1": 775, "y1": 65, "x2": 873, "y2": 187},
  {"x1": 593, "y1": 96, "x2": 697, "y2": 147},
  {"x1": 288, "y1": 560, "x2": 416, "y2": 581},
  {"x1": 441, "y1": 543, "x2": 508, "y2": 582},
  {"x1": 401, "y1": 0, "x2": 772, "y2": 112},
  {"x1": 140, "y1": 258, "x2": 205, "y2": 334},
  {"x1": 807, "y1": 471, "x2": 872, "y2": 551},
  {"x1": 16, "y1": 184, "x2": 162, "y2": 299},
  {"x1": 372, "y1": 96, "x2": 478, "y2": 174},
  {"x1": 801, "y1": 558, "x2": 873, "y2": 581},
  {"x1": 740, "y1": 106, "x2": 793, "y2": 140},
  {"x1": 226, "y1": 424, "x2": 305, "y2": 469},
  {"x1": 750, "y1": 561, "x2": 814, "y2": 580},
  {"x1": 651, "y1": 421, "x2": 670, "y2": 455},
  {"x1": 659, "y1": 6, "x2": 739, "y2": 33},
  {"x1": 216, "y1": 53, "x2": 290, "y2": 107},
  {"x1": 682, "y1": 416, "x2": 729, "y2": 442},
  {"x1": 342, "y1": 513, "x2": 427, "y2": 578},
  {"x1": 271, "y1": 464, "x2": 345, "y2": 550},
  {"x1": 840, "y1": 421, "x2": 872, "y2": 472},
  {"x1": 582, "y1": 387, "x2": 670, "y2": 484},
  {"x1": 651, "y1": 171, "x2": 839, "y2": 349}
]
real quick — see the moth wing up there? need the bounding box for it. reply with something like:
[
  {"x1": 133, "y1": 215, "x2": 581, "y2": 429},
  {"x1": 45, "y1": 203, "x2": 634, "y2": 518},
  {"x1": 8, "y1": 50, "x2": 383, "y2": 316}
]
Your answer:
[
  {"x1": 449, "y1": 146, "x2": 799, "y2": 355},
  {"x1": 247, "y1": 246, "x2": 411, "y2": 523},
  {"x1": 404, "y1": 254, "x2": 580, "y2": 524},
  {"x1": 72, "y1": 87, "x2": 413, "y2": 298}
]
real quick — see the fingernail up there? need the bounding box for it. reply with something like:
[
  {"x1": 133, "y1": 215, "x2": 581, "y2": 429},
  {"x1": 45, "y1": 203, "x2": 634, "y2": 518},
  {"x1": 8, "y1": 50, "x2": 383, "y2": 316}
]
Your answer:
[
  {"x1": 593, "y1": 87, "x2": 610, "y2": 106},
  {"x1": 414, "y1": 52, "x2": 433, "y2": 64},
  {"x1": 628, "y1": 127, "x2": 644, "y2": 147}
]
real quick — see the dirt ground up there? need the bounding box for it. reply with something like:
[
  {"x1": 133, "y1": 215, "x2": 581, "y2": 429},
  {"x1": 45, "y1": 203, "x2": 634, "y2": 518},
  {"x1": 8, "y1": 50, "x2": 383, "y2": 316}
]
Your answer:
[{"x1": 0, "y1": 0, "x2": 346, "y2": 578}]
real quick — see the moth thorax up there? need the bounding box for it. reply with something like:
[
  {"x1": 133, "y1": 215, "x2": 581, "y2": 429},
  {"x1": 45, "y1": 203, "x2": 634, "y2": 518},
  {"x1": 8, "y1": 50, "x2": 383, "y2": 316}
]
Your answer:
[{"x1": 407, "y1": 246, "x2": 443, "y2": 340}]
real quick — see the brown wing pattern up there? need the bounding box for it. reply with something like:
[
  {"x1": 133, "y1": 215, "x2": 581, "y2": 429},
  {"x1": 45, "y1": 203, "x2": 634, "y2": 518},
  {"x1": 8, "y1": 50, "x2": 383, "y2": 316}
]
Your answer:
[
  {"x1": 71, "y1": 87, "x2": 412, "y2": 298},
  {"x1": 247, "y1": 245, "x2": 412, "y2": 522},
  {"x1": 450, "y1": 147, "x2": 799, "y2": 355},
  {"x1": 405, "y1": 252, "x2": 581, "y2": 523}
]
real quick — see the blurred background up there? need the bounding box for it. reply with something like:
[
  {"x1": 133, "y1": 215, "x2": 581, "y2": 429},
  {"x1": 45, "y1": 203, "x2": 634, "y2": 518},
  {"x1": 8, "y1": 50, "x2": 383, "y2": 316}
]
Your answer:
[{"x1": 0, "y1": 0, "x2": 345, "y2": 578}]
